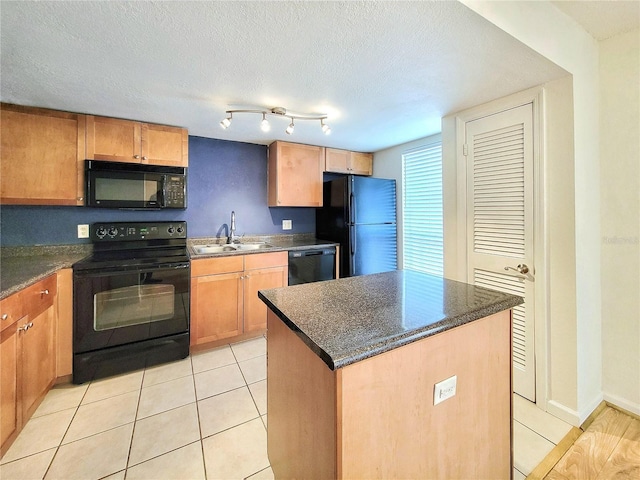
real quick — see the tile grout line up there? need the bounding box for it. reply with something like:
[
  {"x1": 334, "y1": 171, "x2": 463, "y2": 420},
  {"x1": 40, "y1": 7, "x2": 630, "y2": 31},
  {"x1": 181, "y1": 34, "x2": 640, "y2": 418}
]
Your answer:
[
  {"x1": 123, "y1": 368, "x2": 146, "y2": 478},
  {"x1": 190, "y1": 355, "x2": 209, "y2": 480}
]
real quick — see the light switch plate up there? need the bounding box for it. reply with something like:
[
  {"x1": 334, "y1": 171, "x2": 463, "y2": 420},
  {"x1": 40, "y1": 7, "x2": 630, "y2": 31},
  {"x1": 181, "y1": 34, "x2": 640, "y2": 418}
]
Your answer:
[
  {"x1": 433, "y1": 375, "x2": 457, "y2": 405},
  {"x1": 282, "y1": 219, "x2": 292, "y2": 230},
  {"x1": 77, "y1": 224, "x2": 89, "y2": 239}
]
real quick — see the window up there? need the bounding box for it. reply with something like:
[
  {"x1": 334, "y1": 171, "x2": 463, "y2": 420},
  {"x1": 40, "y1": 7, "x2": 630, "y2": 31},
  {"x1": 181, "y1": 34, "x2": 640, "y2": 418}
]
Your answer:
[{"x1": 402, "y1": 143, "x2": 443, "y2": 276}]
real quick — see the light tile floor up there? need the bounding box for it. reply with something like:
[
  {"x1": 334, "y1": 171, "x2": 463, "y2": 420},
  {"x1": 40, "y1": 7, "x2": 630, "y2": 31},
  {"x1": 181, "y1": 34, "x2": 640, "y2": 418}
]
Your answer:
[{"x1": 1, "y1": 335, "x2": 573, "y2": 479}]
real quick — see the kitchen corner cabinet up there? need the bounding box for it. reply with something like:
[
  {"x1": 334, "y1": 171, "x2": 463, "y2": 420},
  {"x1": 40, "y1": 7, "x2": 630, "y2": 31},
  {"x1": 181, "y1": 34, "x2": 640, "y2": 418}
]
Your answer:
[
  {"x1": 86, "y1": 115, "x2": 188, "y2": 167},
  {"x1": 1, "y1": 275, "x2": 57, "y2": 457},
  {"x1": 190, "y1": 252, "x2": 288, "y2": 346},
  {"x1": 324, "y1": 148, "x2": 373, "y2": 176},
  {"x1": 0, "y1": 103, "x2": 85, "y2": 205},
  {"x1": 268, "y1": 141, "x2": 324, "y2": 207}
]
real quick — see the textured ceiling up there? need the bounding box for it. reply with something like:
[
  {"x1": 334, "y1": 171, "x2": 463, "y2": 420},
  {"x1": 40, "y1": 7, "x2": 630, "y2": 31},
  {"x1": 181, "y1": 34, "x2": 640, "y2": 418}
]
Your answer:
[
  {"x1": 1, "y1": 1, "x2": 571, "y2": 152},
  {"x1": 552, "y1": 0, "x2": 639, "y2": 41}
]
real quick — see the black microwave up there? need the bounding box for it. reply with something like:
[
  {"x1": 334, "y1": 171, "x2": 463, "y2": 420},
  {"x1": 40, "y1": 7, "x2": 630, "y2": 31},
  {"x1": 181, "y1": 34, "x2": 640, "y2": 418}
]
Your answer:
[{"x1": 85, "y1": 160, "x2": 186, "y2": 209}]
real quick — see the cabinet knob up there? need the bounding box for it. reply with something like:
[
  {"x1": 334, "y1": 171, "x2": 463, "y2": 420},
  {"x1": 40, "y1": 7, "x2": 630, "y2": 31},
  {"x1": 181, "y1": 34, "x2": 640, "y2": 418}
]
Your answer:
[
  {"x1": 142, "y1": 156, "x2": 148, "y2": 161},
  {"x1": 134, "y1": 155, "x2": 140, "y2": 159},
  {"x1": 77, "y1": 197, "x2": 84, "y2": 201},
  {"x1": 2, "y1": 314, "x2": 8, "y2": 321},
  {"x1": 41, "y1": 289, "x2": 50, "y2": 295}
]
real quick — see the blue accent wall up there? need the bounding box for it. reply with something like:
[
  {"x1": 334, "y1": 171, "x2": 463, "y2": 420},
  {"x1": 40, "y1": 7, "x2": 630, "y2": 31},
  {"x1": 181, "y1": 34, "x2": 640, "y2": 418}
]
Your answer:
[{"x1": 0, "y1": 136, "x2": 316, "y2": 246}]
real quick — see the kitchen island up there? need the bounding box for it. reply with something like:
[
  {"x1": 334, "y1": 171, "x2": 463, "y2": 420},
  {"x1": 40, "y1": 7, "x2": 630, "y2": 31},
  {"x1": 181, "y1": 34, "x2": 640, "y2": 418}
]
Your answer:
[{"x1": 259, "y1": 270, "x2": 523, "y2": 479}]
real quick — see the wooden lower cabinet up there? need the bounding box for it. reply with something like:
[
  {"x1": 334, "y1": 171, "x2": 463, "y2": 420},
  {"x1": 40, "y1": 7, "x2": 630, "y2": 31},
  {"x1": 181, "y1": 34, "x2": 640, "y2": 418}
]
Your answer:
[
  {"x1": 191, "y1": 252, "x2": 288, "y2": 346},
  {"x1": 0, "y1": 274, "x2": 58, "y2": 457},
  {"x1": 267, "y1": 309, "x2": 512, "y2": 479},
  {"x1": 1, "y1": 323, "x2": 20, "y2": 452}
]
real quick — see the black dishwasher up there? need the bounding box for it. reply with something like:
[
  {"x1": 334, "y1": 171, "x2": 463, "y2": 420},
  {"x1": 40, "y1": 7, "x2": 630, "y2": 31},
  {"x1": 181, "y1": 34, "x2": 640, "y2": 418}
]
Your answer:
[{"x1": 288, "y1": 247, "x2": 336, "y2": 285}]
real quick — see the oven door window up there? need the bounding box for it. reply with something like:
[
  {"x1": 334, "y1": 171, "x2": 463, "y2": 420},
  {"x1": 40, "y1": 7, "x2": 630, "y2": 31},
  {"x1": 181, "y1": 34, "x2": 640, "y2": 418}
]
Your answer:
[{"x1": 94, "y1": 283, "x2": 175, "y2": 331}]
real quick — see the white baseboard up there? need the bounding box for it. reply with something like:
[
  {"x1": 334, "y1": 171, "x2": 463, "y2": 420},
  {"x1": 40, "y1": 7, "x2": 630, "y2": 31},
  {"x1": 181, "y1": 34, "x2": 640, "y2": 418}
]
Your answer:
[
  {"x1": 546, "y1": 400, "x2": 580, "y2": 427},
  {"x1": 603, "y1": 392, "x2": 640, "y2": 416}
]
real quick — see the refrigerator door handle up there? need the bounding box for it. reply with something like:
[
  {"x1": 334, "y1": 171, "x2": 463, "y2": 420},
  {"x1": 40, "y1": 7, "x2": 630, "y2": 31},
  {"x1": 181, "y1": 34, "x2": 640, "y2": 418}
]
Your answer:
[
  {"x1": 350, "y1": 225, "x2": 356, "y2": 274},
  {"x1": 349, "y1": 192, "x2": 355, "y2": 224}
]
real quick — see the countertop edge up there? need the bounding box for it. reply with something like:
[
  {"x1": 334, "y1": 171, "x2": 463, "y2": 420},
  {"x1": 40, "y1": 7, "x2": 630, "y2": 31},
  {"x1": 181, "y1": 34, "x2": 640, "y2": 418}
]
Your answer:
[{"x1": 259, "y1": 285, "x2": 523, "y2": 371}]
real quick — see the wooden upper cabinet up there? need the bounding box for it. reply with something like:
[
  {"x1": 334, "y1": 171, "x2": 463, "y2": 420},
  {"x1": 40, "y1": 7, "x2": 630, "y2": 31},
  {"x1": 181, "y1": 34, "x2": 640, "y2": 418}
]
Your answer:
[
  {"x1": 268, "y1": 141, "x2": 324, "y2": 207},
  {"x1": 142, "y1": 123, "x2": 188, "y2": 167},
  {"x1": 0, "y1": 103, "x2": 85, "y2": 205},
  {"x1": 86, "y1": 116, "x2": 141, "y2": 163},
  {"x1": 86, "y1": 115, "x2": 188, "y2": 167},
  {"x1": 325, "y1": 148, "x2": 372, "y2": 176}
]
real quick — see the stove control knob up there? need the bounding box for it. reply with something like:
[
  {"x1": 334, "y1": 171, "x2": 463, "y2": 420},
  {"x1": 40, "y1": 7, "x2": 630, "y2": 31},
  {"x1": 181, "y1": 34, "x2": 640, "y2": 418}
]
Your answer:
[
  {"x1": 176, "y1": 226, "x2": 185, "y2": 235},
  {"x1": 95, "y1": 226, "x2": 107, "y2": 238},
  {"x1": 108, "y1": 227, "x2": 118, "y2": 237},
  {"x1": 167, "y1": 226, "x2": 175, "y2": 235}
]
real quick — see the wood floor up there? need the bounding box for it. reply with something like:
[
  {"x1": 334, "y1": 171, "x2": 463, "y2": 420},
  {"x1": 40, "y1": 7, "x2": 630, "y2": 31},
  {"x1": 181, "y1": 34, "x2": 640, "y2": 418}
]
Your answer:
[{"x1": 532, "y1": 405, "x2": 640, "y2": 479}]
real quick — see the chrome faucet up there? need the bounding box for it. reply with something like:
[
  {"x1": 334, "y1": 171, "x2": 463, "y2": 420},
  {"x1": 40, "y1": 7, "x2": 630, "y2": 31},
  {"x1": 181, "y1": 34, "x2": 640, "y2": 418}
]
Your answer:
[{"x1": 229, "y1": 210, "x2": 237, "y2": 244}]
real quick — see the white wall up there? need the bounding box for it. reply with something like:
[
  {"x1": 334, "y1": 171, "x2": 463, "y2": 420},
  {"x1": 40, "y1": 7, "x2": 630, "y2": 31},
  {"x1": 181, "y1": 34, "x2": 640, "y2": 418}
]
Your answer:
[
  {"x1": 599, "y1": 28, "x2": 640, "y2": 414},
  {"x1": 460, "y1": 0, "x2": 603, "y2": 424},
  {"x1": 373, "y1": 134, "x2": 442, "y2": 268}
]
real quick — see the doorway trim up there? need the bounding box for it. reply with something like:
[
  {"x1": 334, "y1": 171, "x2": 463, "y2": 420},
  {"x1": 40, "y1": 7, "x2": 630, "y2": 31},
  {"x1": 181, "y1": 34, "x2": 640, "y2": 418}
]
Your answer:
[{"x1": 451, "y1": 86, "x2": 549, "y2": 408}]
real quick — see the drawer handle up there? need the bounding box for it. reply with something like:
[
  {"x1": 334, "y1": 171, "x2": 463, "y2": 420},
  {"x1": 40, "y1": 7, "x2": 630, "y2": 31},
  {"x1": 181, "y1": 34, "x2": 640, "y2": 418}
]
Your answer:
[
  {"x1": 41, "y1": 289, "x2": 50, "y2": 295},
  {"x1": 18, "y1": 322, "x2": 34, "y2": 332},
  {"x1": 2, "y1": 314, "x2": 8, "y2": 321}
]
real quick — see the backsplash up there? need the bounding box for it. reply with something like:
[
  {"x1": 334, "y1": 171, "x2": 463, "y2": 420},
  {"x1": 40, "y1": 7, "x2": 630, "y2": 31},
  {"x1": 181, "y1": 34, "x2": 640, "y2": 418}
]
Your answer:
[{"x1": 0, "y1": 136, "x2": 315, "y2": 246}]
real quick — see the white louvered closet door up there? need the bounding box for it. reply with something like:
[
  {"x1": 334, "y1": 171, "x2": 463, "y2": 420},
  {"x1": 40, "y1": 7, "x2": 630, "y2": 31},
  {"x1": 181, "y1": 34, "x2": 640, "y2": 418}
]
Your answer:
[{"x1": 465, "y1": 104, "x2": 536, "y2": 401}]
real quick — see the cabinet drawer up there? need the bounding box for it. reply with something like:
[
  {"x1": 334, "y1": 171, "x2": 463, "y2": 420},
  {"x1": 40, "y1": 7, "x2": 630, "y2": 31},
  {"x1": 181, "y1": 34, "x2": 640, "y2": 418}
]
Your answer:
[
  {"x1": 0, "y1": 292, "x2": 23, "y2": 333},
  {"x1": 191, "y1": 256, "x2": 244, "y2": 277},
  {"x1": 244, "y1": 252, "x2": 288, "y2": 270},
  {"x1": 21, "y1": 275, "x2": 57, "y2": 318}
]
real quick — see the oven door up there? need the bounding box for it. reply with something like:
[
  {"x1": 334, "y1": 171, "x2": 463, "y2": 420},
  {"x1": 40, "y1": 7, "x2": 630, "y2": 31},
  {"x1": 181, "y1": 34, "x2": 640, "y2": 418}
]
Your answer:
[{"x1": 73, "y1": 263, "x2": 189, "y2": 354}]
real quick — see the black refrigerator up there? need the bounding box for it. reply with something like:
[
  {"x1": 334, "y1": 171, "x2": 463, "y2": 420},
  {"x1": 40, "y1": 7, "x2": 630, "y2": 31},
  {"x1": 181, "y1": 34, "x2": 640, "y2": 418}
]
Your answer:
[{"x1": 316, "y1": 176, "x2": 397, "y2": 277}]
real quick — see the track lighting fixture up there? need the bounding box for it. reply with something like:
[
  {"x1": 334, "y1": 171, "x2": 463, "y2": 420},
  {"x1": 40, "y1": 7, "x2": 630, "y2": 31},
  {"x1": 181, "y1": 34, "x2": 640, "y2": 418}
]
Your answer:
[
  {"x1": 220, "y1": 112, "x2": 232, "y2": 129},
  {"x1": 285, "y1": 119, "x2": 295, "y2": 135},
  {"x1": 219, "y1": 106, "x2": 330, "y2": 135},
  {"x1": 321, "y1": 119, "x2": 331, "y2": 135},
  {"x1": 260, "y1": 113, "x2": 270, "y2": 132}
]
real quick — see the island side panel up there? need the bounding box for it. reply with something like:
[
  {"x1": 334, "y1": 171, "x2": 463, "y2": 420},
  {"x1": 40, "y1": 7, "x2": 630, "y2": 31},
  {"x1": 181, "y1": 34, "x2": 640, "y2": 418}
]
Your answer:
[
  {"x1": 338, "y1": 310, "x2": 512, "y2": 479},
  {"x1": 266, "y1": 310, "x2": 337, "y2": 479}
]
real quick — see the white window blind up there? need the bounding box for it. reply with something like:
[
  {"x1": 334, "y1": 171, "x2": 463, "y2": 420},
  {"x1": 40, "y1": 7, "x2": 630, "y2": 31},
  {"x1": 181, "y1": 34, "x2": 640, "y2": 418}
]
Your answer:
[{"x1": 402, "y1": 143, "x2": 443, "y2": 276}]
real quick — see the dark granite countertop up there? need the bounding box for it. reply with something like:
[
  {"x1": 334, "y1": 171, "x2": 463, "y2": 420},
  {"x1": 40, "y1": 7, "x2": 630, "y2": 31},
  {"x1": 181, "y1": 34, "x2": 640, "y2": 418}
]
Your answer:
[
  {"x1": 259, "y1": 270, "x2": 523, "y2": 370},
  {"x1": 1, "y1": 245, "x2": 91, "y2": 300},
  {"x1": 188, "y1": 234, "x2": 338, "y2": 258}
]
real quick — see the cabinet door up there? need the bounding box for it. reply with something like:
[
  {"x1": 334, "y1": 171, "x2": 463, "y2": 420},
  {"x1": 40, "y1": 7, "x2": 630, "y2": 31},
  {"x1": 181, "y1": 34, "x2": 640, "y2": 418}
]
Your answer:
[
  {"x1": 20, "y1": 306, "x2": 56, "y2": 420},
  {"x1": 191, "y1": 272, "x2": 243, "y2": 345},
  {"x1": 325, "y1": 148, "x2": 350, "y2": 174},
  {"x1": 142, "y1": 124, "x2": 188, "y2": 167},
  {"x1": 244, "y1": 266, "x2": 287, "y2": 333},
  {"x1": 349, "y1": 152, "x2": 373, "y2": 176},
  {"x1": 268, "y1": 142, "x2": 324, "y2": 207},
  {"x1": 86, "y1": 115, "x2": 142, "y2": 163},
  {"x1": 1, "y1": 104, "x2": 85, "y2": 205},
  {"x1": 1, "y1": 322, "x2": 20, "y2": 452}
]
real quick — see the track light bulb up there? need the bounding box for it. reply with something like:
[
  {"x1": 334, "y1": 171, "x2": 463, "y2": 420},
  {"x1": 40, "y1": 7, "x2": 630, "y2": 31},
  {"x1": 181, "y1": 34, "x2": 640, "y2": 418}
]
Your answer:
[
  {"x1": 321, "y1": 120, "x2": 331, "y2": 135},
  {"x1": 220, "y1": 113, "x2": 232, "y2": 129},
  {"x1": 260, "y1": 113, "x2": 270, "y2": 132},
  {"x1": 285, "y1": 119, "x2": 295, "y2": 135}
]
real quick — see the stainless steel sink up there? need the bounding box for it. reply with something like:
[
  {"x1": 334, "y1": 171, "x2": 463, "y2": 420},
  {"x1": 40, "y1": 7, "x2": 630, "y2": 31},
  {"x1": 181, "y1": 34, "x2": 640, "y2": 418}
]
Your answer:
[
  {"x1": 235, "y1": 243, "x2": 272, "y2": 251},
  {"x1": 193, "y1": 244, "x2": 238, "y2": 254},
  {"x1": 193, "y1": 243, "x2": 273, "y2": 255}
]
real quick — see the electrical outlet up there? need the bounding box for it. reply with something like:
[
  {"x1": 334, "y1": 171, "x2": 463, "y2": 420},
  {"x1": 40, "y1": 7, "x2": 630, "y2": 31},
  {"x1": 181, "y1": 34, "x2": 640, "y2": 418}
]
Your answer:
[
  {"x1": 282, "y1": 219, "x2": 292, "y2": 230},
  {"x1": 433, "y1": 375, "x2": 457, "y2": 405},
  {"x1": 77, "y1": 224, "x2": 89, "y2": 239}
]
